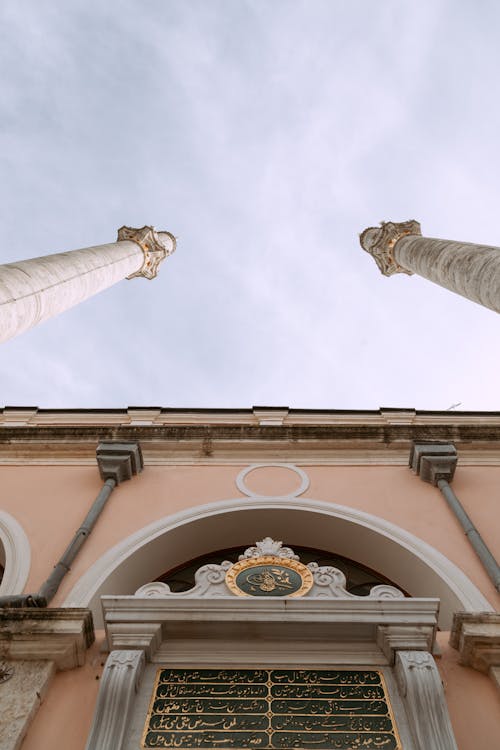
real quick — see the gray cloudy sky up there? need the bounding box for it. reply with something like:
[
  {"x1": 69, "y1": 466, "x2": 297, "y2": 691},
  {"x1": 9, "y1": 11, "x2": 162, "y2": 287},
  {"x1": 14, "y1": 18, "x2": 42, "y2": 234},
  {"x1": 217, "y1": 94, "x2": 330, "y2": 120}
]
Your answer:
[{"x1": 1, "y1": 0, "x2": 499, "y2": 410}]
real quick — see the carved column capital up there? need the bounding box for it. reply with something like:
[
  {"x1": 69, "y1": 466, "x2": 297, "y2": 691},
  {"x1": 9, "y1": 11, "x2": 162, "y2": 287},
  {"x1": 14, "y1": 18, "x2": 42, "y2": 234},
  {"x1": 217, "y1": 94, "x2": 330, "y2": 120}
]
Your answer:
[
  {"x1": 359, "y1": 220, "x2": 421, "y2": 276},
  {"x1": 395, "y1": 651, "x2": 458, "y2": 750},
  {"x1": 117, "y1": 225, "x2": 176, "y2": 280}
]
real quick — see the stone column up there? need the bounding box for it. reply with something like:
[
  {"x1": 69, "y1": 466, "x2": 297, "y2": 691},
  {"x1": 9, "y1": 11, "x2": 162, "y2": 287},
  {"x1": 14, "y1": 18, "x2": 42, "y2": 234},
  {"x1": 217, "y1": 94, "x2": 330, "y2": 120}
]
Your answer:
[
  {"x1": 359, "y1": 220, "x2": 500, "y2": 313},
  {"x1": 0, "y1": 225, "x2": 175, "y2": 343}
]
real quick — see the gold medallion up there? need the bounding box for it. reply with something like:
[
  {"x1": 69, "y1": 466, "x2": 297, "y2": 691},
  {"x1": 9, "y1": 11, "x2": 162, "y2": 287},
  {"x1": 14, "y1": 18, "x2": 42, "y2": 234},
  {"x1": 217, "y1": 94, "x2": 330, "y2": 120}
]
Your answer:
[{"x1": 225, "y1": 555, "x2": 313, "y2": 597}]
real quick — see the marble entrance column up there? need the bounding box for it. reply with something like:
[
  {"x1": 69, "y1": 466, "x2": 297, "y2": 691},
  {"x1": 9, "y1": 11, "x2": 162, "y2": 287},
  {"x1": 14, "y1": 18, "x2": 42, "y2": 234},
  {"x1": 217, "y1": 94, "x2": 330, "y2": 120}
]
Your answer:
[
  {"x1": 0, "y1": 225, "x2": 175, "y2": 342},
  {"x1": 359, "y1": 220, "x2": 500, "y2": 313}
]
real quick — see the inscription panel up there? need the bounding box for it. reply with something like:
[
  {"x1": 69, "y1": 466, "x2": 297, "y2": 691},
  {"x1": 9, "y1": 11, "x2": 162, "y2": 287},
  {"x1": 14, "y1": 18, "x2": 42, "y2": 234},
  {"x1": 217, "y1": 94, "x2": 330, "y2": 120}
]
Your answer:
[{"x1": 142, "y1": 669, "x2": 401, "y2": 750}]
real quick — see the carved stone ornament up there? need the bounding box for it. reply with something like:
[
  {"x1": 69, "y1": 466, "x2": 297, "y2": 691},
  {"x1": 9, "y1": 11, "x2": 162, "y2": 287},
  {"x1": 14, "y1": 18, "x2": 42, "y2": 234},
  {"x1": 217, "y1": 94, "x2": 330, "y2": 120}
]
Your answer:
[
  {"x1": 85, "y1": 650, "x2": 145, "y2": 750},
  {"x1": 225, "y1": 555, "x2": 314, "y2": 597},
  {"x1": 239, "y1": 537, "x2": 300, "y2": 560},
  {"x1": 359, "y1": 220, "x2": 421, "y2": 277},
  {"x1": 135, "y1": 538, "x2": 405, "y2": 601},
  {"x1": 117, "y1": 225, "x2": 176, "y2": 280},
  {"x1": 395, "y1": 651, "x2": 458, "y2": 750}
]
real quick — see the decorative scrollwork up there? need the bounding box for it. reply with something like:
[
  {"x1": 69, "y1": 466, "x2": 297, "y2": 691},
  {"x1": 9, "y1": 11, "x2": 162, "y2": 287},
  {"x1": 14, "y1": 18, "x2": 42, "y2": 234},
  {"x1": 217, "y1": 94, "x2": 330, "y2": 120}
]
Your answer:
[
  {"x1": 239, "y1": 537, "x2": 300, "y2": 561},
  {"x1": 134, "y1": 538, "x2": 405, "y2": 602}
]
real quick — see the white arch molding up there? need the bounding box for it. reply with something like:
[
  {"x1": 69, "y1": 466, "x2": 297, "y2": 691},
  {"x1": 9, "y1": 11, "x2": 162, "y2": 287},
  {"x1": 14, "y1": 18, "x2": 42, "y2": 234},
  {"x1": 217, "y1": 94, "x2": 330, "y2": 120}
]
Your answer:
[
  {"x1": 0, "y1": 510, "x2": 31, "y2": 596},
  {"x1": 64, "y1": 497, "x2": 492, "y2": 629}
]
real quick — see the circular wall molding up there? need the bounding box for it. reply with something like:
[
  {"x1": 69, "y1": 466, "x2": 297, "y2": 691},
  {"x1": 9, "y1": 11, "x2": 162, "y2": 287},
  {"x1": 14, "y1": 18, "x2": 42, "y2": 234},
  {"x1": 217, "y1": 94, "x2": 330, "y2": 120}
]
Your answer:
[
  {"x1": 236, "y1": 464, "x2": 310, "y2": 498},
  {"x1": 0, "y1": 511, "x2": 31, "y2": 596}
]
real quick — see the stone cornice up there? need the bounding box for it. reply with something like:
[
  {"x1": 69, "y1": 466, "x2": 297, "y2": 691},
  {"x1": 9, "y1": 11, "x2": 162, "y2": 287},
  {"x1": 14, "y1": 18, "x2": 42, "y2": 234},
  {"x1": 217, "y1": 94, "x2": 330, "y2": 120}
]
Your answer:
[
  {"x1": 1, "y1": 422, "x2": 500, "y2": 465},
  {"x1": 0, "y1": 608, "x2": 94, "y2": 670},
  {"x1": 103, "y1": 596, "x2": 439, "y2": 666}
]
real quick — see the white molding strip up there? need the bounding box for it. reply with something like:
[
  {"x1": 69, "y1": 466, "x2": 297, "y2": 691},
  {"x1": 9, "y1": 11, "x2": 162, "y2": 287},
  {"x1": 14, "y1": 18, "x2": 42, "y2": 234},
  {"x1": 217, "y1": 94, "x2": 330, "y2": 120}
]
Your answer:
[{"x1": 0, "y1": 510, "x2": 31, "y2": 596}]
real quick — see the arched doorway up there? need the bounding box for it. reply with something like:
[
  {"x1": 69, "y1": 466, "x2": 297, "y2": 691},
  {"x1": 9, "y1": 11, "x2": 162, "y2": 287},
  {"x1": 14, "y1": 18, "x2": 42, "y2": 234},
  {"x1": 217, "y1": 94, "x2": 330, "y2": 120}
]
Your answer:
[{"x1": 65, "y1": 498, "x2": 491, "y2": 629}]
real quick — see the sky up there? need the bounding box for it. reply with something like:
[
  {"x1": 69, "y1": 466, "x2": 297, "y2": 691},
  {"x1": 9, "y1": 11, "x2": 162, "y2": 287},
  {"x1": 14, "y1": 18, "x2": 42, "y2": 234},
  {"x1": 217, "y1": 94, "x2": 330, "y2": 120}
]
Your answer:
[{"x1": 1, "y1": 0, "x2": 499, "y2": 410}]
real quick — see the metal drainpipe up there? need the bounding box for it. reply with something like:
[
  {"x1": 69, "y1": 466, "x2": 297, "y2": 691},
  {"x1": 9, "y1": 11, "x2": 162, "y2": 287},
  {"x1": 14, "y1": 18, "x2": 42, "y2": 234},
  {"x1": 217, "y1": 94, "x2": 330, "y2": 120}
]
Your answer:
[
  {"x1": 38, "y1": 477, "x2": 117, "y2": 603},
  {"x1": 410, "y1": 442, "x2": 500, "y2": 593},
  {"x1": 0, "y1": 441, "x2": 143, "y2": 608}
]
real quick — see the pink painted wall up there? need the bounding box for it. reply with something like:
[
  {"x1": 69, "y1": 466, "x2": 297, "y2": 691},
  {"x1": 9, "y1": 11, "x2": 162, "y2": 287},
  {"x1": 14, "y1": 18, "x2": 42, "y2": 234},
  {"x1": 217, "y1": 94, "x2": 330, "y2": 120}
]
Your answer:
[
  {"x1": 1, "y1": 460, "x2": 498, "y2": 748},
  {"x1": 1, "y1": 463, "x2": 498, "y2": 608}
]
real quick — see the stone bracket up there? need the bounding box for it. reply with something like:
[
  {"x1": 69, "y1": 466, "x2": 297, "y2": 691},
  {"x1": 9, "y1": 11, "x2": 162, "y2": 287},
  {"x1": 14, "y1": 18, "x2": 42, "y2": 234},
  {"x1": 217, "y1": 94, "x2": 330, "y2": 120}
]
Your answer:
[
  {"x1": 96, "y1": 441, "x2": 143, "y2": 484},
  {"x1": 85, "y1": 650, "x2": 145, "y2": 750},
  {"x1": 395, "y1": 651, "x2": 458, "y2": 750},
  {"x1": 410, "y1": 442, "x2": 458, "y2": 485}
]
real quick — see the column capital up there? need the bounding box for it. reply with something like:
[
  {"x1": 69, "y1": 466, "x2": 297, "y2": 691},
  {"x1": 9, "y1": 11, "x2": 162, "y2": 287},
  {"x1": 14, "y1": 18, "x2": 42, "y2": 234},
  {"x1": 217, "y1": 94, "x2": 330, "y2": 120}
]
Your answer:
[
  {"x1": 359, "y1": 220, "x2": 421, "y2": 276},
  {"x1": 117, "y1": 225, "x2": 176, "y2": 280}
]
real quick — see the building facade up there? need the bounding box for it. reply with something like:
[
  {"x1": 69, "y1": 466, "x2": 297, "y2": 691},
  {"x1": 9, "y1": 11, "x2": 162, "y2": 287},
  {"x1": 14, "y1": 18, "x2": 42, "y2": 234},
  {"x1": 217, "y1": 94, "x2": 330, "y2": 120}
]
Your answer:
[{"x1": 0, "y1": 406, "x2": 499, "y2": 749}]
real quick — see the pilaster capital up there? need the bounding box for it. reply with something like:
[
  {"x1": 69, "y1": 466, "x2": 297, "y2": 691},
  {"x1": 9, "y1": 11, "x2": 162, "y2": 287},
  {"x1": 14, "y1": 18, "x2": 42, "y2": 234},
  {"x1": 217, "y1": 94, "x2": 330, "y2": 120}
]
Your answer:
[
  {"x1": 376, "y1": 624, "x2": 435, "y2": 664},
  {"x1": 450, "y1": 611, "x2": 500, "y2": 674},
  {"x1": 106, "y1": 622, "x2": 162, "y2": 661},
  {"x1": 117, "y1": 225, "x2": 176, "y2": 280},
  {"x1": 359, "y1": 220, "x2": 421, "y2": 276}
]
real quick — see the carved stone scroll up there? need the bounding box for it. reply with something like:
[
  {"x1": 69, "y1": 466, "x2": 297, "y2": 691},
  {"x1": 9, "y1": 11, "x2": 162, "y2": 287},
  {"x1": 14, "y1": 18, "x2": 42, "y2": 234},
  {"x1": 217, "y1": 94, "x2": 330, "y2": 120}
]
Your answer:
[
  {"x1": 395, "y1": 651, "x2": 458, "y2": 750},
  {"x1": 85, "y1": 650, "x2": 145, "y2": 750}
]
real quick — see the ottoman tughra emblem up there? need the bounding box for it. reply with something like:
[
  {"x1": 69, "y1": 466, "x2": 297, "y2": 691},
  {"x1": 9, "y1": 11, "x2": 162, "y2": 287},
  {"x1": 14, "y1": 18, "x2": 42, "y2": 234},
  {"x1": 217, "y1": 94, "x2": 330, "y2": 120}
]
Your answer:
[{"x1": 225, "y1": 538, "x2": 313, "y2": 597}]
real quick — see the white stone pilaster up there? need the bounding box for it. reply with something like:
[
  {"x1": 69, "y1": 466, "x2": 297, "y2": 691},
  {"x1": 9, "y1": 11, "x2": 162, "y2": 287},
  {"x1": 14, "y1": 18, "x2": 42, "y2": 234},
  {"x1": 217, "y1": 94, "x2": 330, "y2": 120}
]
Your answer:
[
  {"x1": 85, "y1": 649, "x2": 145, "y2": 750},
  {"x1": 395, "y1": 651, "x2": 458, "y2": 750}
]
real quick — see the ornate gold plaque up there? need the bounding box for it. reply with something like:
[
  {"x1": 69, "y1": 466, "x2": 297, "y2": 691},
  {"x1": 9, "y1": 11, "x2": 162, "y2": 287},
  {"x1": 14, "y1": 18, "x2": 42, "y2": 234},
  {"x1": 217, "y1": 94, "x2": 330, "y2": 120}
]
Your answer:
[
  {"x1": 142, "y1": 668, "x2": 402, "y2": 749},
  {"x1": 225, "y1": 555, "x2": 313, "y2": 597}
]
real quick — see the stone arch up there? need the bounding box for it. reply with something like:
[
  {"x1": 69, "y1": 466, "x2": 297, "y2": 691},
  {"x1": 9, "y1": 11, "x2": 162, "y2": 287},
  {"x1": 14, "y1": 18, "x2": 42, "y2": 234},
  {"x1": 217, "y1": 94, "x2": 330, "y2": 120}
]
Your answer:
[
  {"x1": 0, "y1": 510, "x2": 31, "y2": 596},
  {"x1": 65, "y1": 497, "x2": 491, "y2": 629}
]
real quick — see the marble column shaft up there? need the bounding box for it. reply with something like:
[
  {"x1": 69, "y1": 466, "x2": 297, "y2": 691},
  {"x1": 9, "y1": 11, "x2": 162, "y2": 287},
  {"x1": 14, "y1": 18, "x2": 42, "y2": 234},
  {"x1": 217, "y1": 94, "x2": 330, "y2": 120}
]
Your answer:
[
  {"x1": 0, "y1": 225, "x2": 175, "y2": 342},
  {"x1": 360, "y1": 220, "x2": 500, "y2": 313}
]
